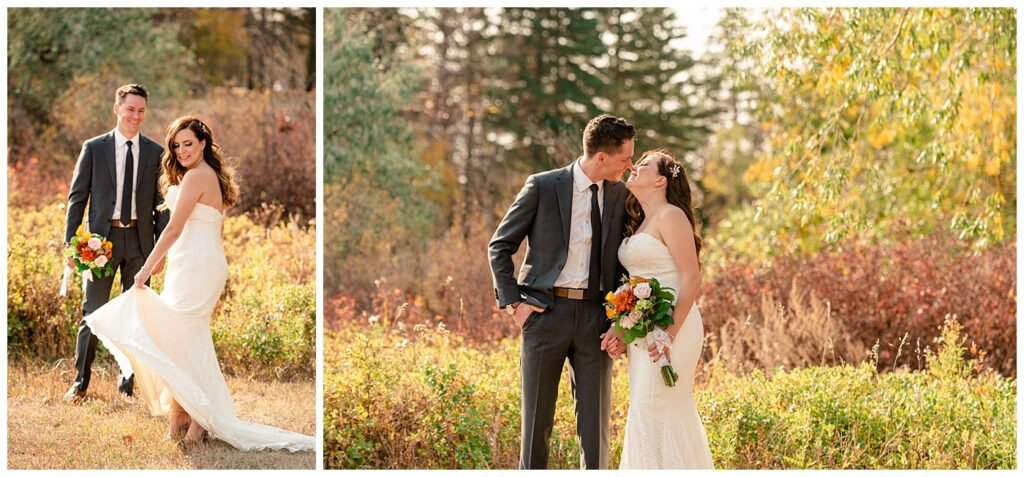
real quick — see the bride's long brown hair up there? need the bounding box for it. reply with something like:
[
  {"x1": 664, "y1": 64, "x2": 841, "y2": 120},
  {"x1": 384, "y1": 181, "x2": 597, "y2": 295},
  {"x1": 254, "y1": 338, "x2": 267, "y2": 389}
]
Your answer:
[
  {"x1": 160, "y1": 116, "x2": 239, "y2": 209},
  {"x1": 624, "y1": 148, "x2": 703, "y2": 266}
]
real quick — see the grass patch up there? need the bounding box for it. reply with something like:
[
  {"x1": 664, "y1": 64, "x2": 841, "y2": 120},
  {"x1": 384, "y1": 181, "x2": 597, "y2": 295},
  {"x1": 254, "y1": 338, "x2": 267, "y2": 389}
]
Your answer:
[{"x1": 8, "y1": 358, "x2": 315, "y2": 469}]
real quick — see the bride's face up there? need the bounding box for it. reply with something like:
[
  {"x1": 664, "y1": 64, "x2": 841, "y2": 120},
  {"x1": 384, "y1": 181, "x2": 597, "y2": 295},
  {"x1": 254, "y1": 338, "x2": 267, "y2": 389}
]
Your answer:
[
  {"x1": 625, "y1": 154, "x2": 666, "y2": 194},
  {"x1": 173, "y1": 128, "x2": 205, "y2": 170}
]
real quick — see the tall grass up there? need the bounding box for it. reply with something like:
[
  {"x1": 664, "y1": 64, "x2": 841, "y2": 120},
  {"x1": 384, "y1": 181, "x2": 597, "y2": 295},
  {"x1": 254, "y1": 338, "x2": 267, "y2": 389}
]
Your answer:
[
  {"x1": 7, "y1": 200, "x2": 315, "y2": 380},
  {"x1": 323, "y1": 318, "x2": 1015, "y2": 469}
]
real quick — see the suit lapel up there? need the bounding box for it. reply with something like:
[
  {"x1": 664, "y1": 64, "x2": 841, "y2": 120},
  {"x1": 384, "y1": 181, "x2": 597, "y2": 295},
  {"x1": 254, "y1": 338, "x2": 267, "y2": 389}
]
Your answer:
[
  {"x1": 135, "y1": 135, "x2": 154, "y2": 193},
  {"x1": 103, "y1": 132, "x2": 117, "y2": 188},
  {"x1": 601, "y1": 182, "x2": 618, "y2": 249},
  {"x1": 555, "y1": 164, "x2": 573, "y2": 246}
]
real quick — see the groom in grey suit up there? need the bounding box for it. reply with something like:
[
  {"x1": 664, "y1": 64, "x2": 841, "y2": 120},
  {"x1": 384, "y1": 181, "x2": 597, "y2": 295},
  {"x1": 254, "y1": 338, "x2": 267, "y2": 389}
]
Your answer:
[
  {"x1": 489, "y1": 114, "x2": 636, "y2": 469},
  {"x1": 62, "y1": 84, "x2": 169, "y2": 401}
]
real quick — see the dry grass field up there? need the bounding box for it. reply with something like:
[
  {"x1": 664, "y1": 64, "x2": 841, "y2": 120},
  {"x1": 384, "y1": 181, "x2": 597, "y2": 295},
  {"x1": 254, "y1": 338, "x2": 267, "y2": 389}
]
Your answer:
[{"x1": 7, "y1": 358, "x2": 315, "y2": 470}]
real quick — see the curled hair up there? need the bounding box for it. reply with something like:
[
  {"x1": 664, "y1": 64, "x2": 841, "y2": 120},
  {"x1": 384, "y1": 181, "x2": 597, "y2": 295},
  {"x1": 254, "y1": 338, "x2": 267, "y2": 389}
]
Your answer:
[
  {"x1": 160, "y1": 116, "x2": 239, "y2": 209},
  {"x1": 625, "y1": 148, "x2": 703, "y2": 267},
  {"x1": 583, "y1": 114, "x2": 636, "y2": 157}
]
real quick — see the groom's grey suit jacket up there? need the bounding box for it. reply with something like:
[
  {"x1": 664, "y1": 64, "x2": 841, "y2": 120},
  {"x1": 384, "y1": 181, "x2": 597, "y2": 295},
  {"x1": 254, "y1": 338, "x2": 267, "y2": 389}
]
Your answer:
[
  {"x1": 64, "y1": 131, "x2": 169, "y2": 254},
  {"x1": 489, "y1": 161, "x2": 628, "y2": 310}
]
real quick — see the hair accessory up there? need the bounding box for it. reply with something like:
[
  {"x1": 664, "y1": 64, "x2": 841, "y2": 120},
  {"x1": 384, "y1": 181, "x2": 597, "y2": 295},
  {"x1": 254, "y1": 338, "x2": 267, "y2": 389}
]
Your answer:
[{"x1": 670, "y1": 163, "x2": 681, "y2": 179}]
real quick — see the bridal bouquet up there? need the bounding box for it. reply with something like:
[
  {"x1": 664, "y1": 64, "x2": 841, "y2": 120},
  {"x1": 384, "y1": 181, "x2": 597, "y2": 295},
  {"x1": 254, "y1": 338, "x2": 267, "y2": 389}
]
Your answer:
[
  {"x1": 604, "y1": 276, "x2": 680, "y2": 386},
  {"x1": 60, "y1": 225, "x2": 114, "y2": 296}
]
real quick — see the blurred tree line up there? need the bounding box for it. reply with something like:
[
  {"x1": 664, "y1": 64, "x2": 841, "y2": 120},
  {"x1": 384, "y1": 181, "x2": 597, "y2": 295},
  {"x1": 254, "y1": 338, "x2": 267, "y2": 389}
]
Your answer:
[
  {"x1": 8, "y1": 7, "x2": 316, "y2": 220},
  {"x1": 325, "y1": 8, "x2": 724, "y2": 294},
  {"x1": 325, "y1": 8, "x2": 1016, "y2": 300}
]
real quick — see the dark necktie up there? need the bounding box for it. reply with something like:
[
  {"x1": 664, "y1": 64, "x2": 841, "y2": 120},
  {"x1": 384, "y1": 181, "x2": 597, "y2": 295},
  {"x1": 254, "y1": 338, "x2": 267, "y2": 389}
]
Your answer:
[
  {"x1": 121, "y1": 140, "x2": 134, "y2": 226},
  {"x1": 587, "y1": 183, "x2": 603, "y2": 299}
]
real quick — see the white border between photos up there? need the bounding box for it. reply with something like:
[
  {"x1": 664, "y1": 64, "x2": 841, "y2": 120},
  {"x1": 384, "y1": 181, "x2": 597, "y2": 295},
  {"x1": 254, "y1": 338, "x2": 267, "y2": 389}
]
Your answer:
[
  {"x1": 2, "y1": 4, "x2": 9, "y2": 475},
  {"x1": 316, "y1": 4, "x2": 326, "y2": 471}
]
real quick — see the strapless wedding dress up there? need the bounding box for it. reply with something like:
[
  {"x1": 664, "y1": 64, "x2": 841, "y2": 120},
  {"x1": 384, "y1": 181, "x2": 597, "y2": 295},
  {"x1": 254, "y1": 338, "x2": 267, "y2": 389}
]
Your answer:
[
  {"x1": 617, "y1": 232, "x2": 714, "y2": 469},
  {"x1": 85, "y1": 186, "x2": 314, "y2": 452}
]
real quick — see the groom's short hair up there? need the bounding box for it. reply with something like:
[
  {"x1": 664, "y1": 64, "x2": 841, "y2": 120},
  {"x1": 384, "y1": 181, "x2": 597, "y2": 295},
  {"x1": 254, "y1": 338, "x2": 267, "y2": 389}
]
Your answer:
[
  {"x1": 115, "y1": 84, "x2": 149, "y2": 105},
  {"x1": 583, "y1": 114, "x2": 636, "y2": 157}
]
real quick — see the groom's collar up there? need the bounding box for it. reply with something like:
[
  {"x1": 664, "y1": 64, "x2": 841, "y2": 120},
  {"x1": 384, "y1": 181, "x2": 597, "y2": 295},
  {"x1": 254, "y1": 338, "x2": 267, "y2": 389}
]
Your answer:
[
  {"x1": 572, "y1": 158, "x2": 603, "y2": 193},
  {"x1": 112, "y1": 128, "x2": 140, "y2": 148}
]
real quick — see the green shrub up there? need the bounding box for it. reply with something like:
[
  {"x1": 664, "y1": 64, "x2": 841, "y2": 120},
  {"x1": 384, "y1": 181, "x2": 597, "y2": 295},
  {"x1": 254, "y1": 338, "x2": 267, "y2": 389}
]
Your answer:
[{"x1": 324, "y1": 319, "x2": 1016, "y2": 469}]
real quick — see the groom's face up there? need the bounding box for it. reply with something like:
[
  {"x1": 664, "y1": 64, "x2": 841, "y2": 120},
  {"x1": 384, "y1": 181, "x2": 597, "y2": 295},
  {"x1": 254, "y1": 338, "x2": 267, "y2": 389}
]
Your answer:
[
  {"x1": 113, "y1": 94, "x2": 147, "y2": 137},
  {"x1": 600, "y1": 138, "x2": 635, "y2": 182}
]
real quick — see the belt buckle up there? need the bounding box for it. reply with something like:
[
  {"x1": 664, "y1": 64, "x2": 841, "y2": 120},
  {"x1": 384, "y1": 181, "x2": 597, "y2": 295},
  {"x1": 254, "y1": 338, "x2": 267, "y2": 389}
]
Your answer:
[{"x1": 568, "y1": 288, "x2": 584, "y2": 300}]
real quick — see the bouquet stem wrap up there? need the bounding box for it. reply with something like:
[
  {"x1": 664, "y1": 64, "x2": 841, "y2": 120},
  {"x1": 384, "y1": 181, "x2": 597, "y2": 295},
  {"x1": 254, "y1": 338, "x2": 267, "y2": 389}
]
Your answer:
[
  {"x1": 648, "y1": 327, "x2": 679, "y2": 387},
  {"x1": 59, "y1": 266, "x2": 94, "y2": 297}
]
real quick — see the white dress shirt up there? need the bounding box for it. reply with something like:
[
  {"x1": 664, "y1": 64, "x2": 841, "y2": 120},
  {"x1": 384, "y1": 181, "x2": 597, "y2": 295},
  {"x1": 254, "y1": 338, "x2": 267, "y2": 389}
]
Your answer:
[
  {"x1": 554, "y1": 160, "x2": 604, "y2": 289},
  {"x1": 112, "y1": 128, "x2": 140, "y2": 222}
]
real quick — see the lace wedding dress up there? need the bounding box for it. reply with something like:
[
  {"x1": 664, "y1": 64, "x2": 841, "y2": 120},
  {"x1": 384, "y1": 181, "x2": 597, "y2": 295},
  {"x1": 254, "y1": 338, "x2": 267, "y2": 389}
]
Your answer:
[
  {"x1": 617, "y1": 232, "x2": 714, "y2": 469},
  {"x1": 85, "y1": 186, "x2": 314, "y2": 452}
]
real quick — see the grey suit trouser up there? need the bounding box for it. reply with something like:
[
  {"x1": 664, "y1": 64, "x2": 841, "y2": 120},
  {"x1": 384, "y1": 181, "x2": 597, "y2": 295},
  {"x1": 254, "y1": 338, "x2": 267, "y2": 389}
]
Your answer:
[
  {"x1": 73, "y1": 227, "x2": 146, "y2": 391},
  {"x1": 519, "y1": 296, "x2": 612, "y2": 469}
]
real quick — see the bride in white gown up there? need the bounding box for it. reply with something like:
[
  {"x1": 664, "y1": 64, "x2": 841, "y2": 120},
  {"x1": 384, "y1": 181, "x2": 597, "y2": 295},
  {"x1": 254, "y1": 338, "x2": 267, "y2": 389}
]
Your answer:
[
  {"x1": 85, "y1": 116, "x2": 314, "y2": 452},
  {"x1": 614, "y1": 148, "x2": 713, "y2": 469}
]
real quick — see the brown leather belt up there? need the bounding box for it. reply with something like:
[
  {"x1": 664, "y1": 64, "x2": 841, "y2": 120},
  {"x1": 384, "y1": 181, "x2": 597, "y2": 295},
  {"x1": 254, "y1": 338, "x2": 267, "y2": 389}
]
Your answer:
[
  {"x1": 553, "y1": 287, "x2": 591, "y2": 300},
  {"x1": 110, "y1": 219, "x2": 138, "y2": 228}
]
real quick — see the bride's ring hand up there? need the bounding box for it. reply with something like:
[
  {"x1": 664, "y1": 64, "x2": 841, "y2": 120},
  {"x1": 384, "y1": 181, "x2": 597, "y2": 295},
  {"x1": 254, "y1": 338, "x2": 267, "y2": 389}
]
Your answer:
[{"x1": 648, "y1": 343, "x2": 669, "y2": 362}]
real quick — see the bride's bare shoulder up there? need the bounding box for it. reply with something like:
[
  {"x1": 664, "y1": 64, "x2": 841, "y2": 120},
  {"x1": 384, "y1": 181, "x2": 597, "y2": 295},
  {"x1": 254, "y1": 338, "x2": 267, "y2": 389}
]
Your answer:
[
  {"x1": 656, "y1": 206, "x2": 693, "y2": 235},
  {"x1": 181, "y1": 164, "x2": 218, "y2": 185},
  {"x1": 655, "y1": 205, "x2": 687, "y2": 223}
]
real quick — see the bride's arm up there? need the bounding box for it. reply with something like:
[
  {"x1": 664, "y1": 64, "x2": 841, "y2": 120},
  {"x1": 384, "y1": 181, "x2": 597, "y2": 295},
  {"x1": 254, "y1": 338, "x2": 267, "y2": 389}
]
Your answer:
[
  {"x1": 133, "y1": 171, "x2": 205, "y2": 288},
  {"x1": 659, "y1": 207, "x2": 702, "y2": 341}
]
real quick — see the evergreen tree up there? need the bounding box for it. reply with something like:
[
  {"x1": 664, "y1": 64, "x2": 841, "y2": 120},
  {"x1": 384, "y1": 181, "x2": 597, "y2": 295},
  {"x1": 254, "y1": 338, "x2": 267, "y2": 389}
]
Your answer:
[
  {"x1": 596, "y1": 8, "x2": 719, "y2": 156},
  {"x1": 487, "y1": 8, "x2": 608, "y2": 170},
  {"x1": 323, "y1": 10, "x2": 441, "y2": 292}
]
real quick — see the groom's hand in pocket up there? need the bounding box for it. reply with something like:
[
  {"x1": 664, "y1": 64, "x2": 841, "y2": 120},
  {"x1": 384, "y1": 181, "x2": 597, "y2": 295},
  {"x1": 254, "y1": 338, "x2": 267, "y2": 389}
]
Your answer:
[{"x1": 512, "y1": 302, "x2": 544, "y2": 329}]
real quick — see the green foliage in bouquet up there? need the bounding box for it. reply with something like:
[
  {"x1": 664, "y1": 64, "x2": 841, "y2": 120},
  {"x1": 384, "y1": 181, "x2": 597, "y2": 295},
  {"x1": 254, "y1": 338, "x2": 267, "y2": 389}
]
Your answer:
[{"x1": 604, "y1": 276, "x2": 677, "y2": 344}]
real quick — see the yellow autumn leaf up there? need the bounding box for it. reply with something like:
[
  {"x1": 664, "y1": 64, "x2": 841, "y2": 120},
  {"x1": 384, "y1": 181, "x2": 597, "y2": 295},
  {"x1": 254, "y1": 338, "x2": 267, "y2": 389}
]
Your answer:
[
  {"x1": 965, "y1": 154, "x2": 980, "y2": 171},
  {"x1": 983, "y1": 157, "x2": 1001, "y2": 176}
]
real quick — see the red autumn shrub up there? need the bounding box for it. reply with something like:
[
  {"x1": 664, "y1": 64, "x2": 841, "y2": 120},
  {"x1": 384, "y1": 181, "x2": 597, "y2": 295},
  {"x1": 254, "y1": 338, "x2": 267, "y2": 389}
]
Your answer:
[
  {"x1": 700, "y1": 236, "x2": 1016, "y2": 376},
  {"x1": 327, "y1": 222, "x2": 1015, "y2": 376}
]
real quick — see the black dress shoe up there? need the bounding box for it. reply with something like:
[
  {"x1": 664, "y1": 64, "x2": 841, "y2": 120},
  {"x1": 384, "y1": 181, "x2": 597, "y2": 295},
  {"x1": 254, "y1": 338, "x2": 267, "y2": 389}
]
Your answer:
[
  {"x1": 63, "y1": 385, "x2": 86, "y2": 402},
  {"x1": 118, "y1": 375, "x2": 135, "y2": 397}
]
